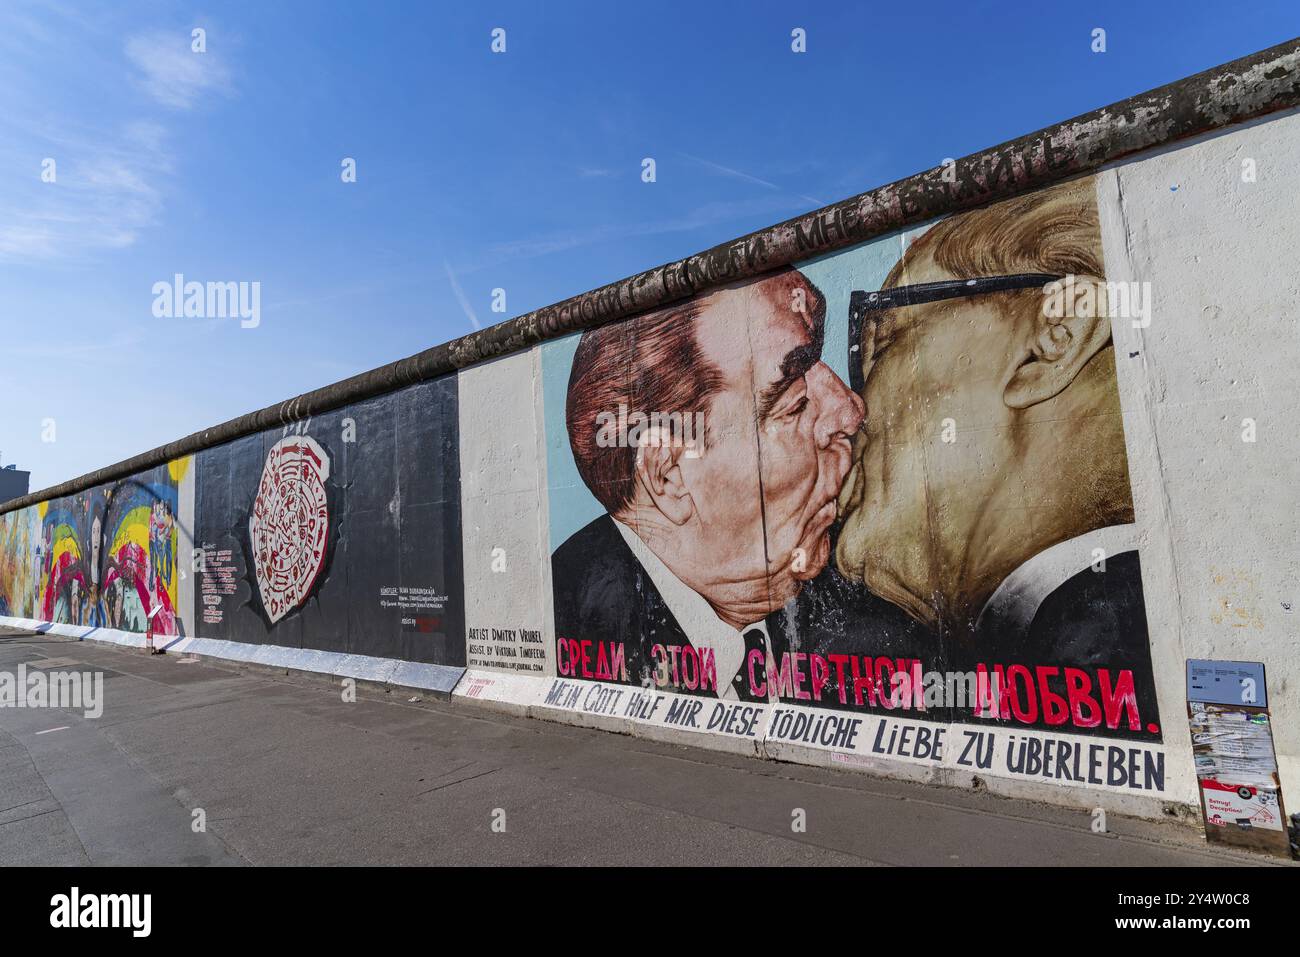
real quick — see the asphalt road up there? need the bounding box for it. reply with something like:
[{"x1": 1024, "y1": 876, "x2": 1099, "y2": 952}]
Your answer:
[{"x1": 0, "y1": 626, "x2": 1282, "y2": 867}]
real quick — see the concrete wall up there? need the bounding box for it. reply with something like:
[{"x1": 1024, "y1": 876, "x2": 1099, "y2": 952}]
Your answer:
[
  {"x1": 1097, "y1": 109, "x2": 1300, "y2": 807},
  {"x1": 2, "y1": 55, "x2": 1296, "y2": 823}
]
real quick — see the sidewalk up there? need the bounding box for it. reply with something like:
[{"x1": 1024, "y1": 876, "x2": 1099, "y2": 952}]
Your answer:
[{"x1": 0, "y1": 627, "x2": 1283, "y2": 867}]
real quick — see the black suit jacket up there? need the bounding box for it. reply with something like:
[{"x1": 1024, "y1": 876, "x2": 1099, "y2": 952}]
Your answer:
[
  {"x1": 972, "y1": 549, "x2": 1150, "y2": 666},
  {"x1": 552, "y1": 514, "x2": 748, "y2": 692},
  {"x1": 551, "y1": 515, "x2": 935, "y2": 699},
  {"x1": 963, "y1": 549, "x2": 1160, "y2": 740}
]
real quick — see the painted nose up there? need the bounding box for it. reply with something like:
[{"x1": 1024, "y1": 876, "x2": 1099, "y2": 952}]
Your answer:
[{"x1": 808, "y1": 363, "x2": 865, "y2": 448}]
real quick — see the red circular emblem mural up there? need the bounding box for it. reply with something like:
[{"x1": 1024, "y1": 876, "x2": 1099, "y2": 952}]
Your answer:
[{"x1": 249, "y1": 435, "x2": 331, "y2": 624}]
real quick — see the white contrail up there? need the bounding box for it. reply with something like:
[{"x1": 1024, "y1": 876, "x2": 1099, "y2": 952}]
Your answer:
[
  {"x1": 443, "y1": 259, "x2": 480, "y2": 330},
  {"x1": 678, "y1": 151, "x2": 826, "y2": 208}
]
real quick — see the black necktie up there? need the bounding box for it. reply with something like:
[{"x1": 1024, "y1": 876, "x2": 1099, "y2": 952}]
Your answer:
[{"x1": 732, "y1": 628, "x2": 769, "y2": 702}]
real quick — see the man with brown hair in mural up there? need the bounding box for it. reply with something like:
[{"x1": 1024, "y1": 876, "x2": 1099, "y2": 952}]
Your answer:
[
  {"x1": 554, "y1": 268, "x2": 924, "y2": 703},
  {"x1": 834, "y1": 178, "x2": 1158, "y2": 736}
]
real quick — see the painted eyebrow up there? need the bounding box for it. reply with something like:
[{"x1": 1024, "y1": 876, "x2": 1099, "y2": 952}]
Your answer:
[{"x1": 756, "y1": 306, "x2": 826, "y2": 421}]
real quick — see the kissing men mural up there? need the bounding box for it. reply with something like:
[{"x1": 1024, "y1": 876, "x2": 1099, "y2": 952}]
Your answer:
[
  {"x1": 547, "y1": 267, "x2": 926, "y2": 699},
  {"x1": 546, "y1": 177, "x2": 1160, "y2": 744}
]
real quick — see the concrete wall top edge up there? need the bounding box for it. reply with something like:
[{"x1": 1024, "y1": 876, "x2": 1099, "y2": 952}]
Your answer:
[{"x1": 5, "y1": 36, "x2": 1298, "y2": 515}]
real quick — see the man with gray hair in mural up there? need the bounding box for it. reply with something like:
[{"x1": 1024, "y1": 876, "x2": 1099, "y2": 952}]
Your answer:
[
  {"x1": 553, "y1": 268, "x2": 903, "y2": 703},
  {"x1": 834, "y1": 179, "x2": 1157, "y2": 717}
]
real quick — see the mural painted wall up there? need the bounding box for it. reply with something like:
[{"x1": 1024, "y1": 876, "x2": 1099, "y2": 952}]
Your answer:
[
  {"x1": 541, "y1": 177, "x2": 1165, "y2": 791},
  {"x1": 0, "y1": 459, "x2": 189, "y2": 638},
  {"x1": 193, "y1": 375, "x2": 465, "y2": 666},
  {"x1": 5, "y1": 103, "x2": 1299, "y2": 813},
  {"x1": 0, "y1": 505, "x2": 40, "y2": 619}
]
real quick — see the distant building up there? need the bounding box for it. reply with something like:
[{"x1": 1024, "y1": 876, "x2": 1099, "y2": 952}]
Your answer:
[{"x1": 0, "y1": 464, "x2": 30, "y2": 506}]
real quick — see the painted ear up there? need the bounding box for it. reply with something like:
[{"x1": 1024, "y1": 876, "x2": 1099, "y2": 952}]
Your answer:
[
  {"x1": 1004, "y1": 276, "x2": 1112, "y2": 410},
  {"x1": 633, "y1": 427, "x2": 693, "y2": 526}
]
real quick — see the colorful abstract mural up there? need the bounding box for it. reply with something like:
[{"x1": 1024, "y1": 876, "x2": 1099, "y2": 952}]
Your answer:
[
  {"x1": 0, "y1": 505, "x2": 39, "y2": 618},
  {"x1": 27, "y1": 457, "x2": 188, "y2": 636}
]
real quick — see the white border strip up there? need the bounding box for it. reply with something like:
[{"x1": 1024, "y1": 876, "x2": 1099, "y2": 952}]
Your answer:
[
  {"x1": 453, "y1": 669, "x2": 1172, "y2": 798},
  {"x1": 0, "y1": 616, "x2": 465, "y2": 694}
]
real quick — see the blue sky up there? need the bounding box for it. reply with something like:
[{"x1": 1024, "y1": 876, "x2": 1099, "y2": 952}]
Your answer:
[{"x1": 2, "y1": 0, "x2": 1295, "y2": 494}]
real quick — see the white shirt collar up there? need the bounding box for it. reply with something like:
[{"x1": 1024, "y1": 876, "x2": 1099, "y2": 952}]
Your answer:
[
  {"x1": 612, "y1": 518, "x2": 770, "y2": 701},
  {"x1": 976, "y1": 523, "x2": 1139, "y2": 637}
]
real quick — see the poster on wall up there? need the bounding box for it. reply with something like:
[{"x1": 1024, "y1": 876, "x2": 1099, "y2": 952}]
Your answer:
[
  {"x1": 1186, "y1": 659, "x2": 1289, "y2": 858},
  {"x1": 0, "y1": 460, "x2": 187, "y2": 639},
  {"x1": 541, "y1": 177, "x2": 1163, "y2": 779},
  {"x1": 194, "y1": 376, "x2": 466, "y2": 666}
]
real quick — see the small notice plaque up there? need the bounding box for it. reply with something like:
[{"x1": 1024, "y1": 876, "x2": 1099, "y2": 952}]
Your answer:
[
  {"x1": 1185, "y1": 660, "x2": 1290, "y2": 859},
  {"x1": 1186, "y1": 659, "x2": 1268, "y2": 708}
]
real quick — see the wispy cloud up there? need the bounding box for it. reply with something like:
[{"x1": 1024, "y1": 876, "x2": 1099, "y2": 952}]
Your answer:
[
  {"x1": 0, "y1": 12, "x2": 237, "y2": 262},
  {"x1": 1, "y1": 327, "x2": 149, "y2": 362},
  {"x1": 448, "y1": 194, "x2": 807, "y2": 276},
  {"x1": 0, "y1": 122, "x2": 170, "y2": 262},
  {"x1": 457, "y1": 153, "x2": 828, "y2": 276},
  {"x1": 125, "y1": 28, "x2": 234, "y2": 110}
]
